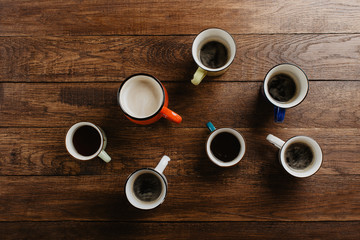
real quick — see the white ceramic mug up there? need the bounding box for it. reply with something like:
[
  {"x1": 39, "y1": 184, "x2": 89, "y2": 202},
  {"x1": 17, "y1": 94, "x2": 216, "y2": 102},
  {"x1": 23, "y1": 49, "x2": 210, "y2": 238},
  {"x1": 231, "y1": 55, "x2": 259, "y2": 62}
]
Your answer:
[
  {"x1": 266, "y1": 134, "x2": 323, "y2": 178},
  {"x1": 263, "y1": 63, "x2": 309, "y2": 123},
  {"x1": 191, "y1": 28, "x2": 236, "y2": 85},
  {"x1": 65, "y1": 122, "x2": 111, "y2": 163},
  {"x1": 206, "y1": 122, "x2": 246, "y2": 167},
  {"x1": 125, "y1": 155, "x2": 170, "y2": 210}
]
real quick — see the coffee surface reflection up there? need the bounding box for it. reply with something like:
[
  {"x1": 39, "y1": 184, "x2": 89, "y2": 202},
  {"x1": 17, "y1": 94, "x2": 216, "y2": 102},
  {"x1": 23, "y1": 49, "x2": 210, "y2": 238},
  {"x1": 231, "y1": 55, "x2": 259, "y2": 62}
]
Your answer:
[
  {"x1": 200, "y1": 41, "x2": 228, "y2": 69},
  {"x1": 133, "y1": 173, "x2": 162, "y2": 202}
]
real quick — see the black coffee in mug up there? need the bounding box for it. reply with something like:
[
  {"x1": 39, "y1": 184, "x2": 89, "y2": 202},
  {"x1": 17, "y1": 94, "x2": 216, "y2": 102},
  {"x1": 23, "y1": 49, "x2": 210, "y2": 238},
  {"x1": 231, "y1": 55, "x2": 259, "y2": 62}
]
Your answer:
[
  {"x1": 72, "y1": 125, "x2": 101, "y2": 156},
  {"x1": 268, "y1": 73, "x2": 297, "y2": 102},
  {"x1": 133, "y1": 173, "x2": 162, "y2": 202},
  {"x1": 210, "y1": 132, "x2": 241, "y2": 162},
  {"x1": 285, "y1": 142, "x2": 313, "y2": 170},
  {"x1": 200, "y1": 41, "x2": 228, "y2": 69}
]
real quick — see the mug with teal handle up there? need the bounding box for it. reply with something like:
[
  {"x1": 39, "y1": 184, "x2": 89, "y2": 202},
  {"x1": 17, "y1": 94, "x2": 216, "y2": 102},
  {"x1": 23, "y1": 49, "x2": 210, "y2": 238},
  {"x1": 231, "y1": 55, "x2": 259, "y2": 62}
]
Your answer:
[
  {"x1": 191, "y1": 28, "x2": 236, "y2": 85},
  {"x1": 205, "y1": 122, "x2": 246, "y2": 167},
  {"x1": 263, "y1": 63, "x2": 309, "y2": 123}
]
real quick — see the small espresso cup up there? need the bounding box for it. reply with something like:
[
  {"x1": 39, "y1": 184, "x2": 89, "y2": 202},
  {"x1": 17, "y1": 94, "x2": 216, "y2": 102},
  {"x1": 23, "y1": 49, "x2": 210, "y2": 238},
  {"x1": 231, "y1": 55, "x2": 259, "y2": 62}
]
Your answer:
[
  {"x1": 263, "y1": 63, "x2": 309, "y2": 123},
  {"x1": 191, "y1": 28, "x2": 236, "y2": 85},
  {"x1": 125, "y1": 155, "x2": 170, "y2": 210},
  {"x1": 118, "y1": 74, "x2": 182, "y2": 125},
  {"x1": 266, "y1": 134, "x2": 323, "y2": 178},
  {"x1": 65, "y1": 122, "x2": 111, "y2": 163},
  {"x1": 206, "y1": 122, "x2": 246, "y2": 167}
]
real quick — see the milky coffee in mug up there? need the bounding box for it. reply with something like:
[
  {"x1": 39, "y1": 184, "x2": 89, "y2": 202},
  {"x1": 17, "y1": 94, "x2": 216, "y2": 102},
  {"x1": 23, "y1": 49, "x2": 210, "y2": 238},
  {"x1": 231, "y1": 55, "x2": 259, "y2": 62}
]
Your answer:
[
  {"x1": 118, "y1": 74, "x2": 182, "y2": 125},
  {"x1": 121, "y1": 76, "x2": 162, "y2": 118}
]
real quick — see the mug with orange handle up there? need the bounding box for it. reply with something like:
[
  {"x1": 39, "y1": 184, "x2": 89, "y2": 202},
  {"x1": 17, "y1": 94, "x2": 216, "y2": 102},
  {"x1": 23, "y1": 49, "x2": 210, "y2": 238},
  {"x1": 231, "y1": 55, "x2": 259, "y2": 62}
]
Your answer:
[{"x1": 117, "y1": 74, "x2": 182, "y2": 125}]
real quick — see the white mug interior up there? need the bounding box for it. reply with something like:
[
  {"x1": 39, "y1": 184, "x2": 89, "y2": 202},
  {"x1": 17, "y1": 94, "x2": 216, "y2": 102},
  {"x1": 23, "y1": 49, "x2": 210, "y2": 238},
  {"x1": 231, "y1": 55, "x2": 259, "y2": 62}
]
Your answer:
[
  {"x1": 65, "y1": 122, "x2": 104, "y2": 161},
  {"x1": 119, "y1": 75, "x2": 164, "y2": 119},
  {"x1": 280, "y1": 136, "x2": 323, "y2": 178},
  {"x1": 192, "y1": 28, "x2": 236, "y2": 72},
  {"x1": 125, "y1": 168, "x2": 167, "y2": 210},
  {"x1": 264, "y1": 64, "x2": 309, "y2": 108},
  {"x1": 206, "y1": 128, "x2": 246, "y2": 167}
]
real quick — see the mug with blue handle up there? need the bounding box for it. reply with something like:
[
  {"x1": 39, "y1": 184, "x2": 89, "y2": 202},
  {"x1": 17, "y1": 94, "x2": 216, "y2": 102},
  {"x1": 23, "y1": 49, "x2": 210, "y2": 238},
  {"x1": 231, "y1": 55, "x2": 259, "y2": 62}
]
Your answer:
[{"x1": 263, "y1": 63, "x2": 309, "y2": 123}]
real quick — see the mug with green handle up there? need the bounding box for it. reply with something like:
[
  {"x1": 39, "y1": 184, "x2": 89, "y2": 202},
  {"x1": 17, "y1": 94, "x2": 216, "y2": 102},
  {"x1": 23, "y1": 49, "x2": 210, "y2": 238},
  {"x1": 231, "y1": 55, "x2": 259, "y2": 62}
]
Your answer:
[
  {"x1": 65, "y1": 122, "x2": 111, "y2": 163},
  {"x1": 191, "y1": 28, "x2": 236, "y2": 85}
]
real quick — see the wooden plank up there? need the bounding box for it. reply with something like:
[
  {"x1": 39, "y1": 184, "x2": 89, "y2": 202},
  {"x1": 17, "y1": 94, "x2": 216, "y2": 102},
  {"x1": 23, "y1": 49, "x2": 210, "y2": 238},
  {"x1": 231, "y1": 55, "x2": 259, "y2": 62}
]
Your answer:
[
  {"x1": 2, "y1": 35, "x2": 360, "y2": 82},
  {"x1": 0, "y1": 81, "x2": 359, "y2": 128},
  {"x1": 0, "y1": 127, "x2": 359, "y2": 176},
  {"x1": 1, "y1": 0, "x2": 360, "y2": 36},
  {"x1": 0, "y1": 221, "x2": 359, "y2": 240},
  {"x1": 0, "y1": 175, "x2": 358, "y2": 221}
]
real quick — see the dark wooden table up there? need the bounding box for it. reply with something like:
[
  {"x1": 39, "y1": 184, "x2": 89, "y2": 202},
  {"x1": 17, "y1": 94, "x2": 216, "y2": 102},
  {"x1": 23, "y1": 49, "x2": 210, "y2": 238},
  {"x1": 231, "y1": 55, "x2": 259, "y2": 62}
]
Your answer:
[{"x1": 0, "y1": 0, "x2": 359, "y2": 239}]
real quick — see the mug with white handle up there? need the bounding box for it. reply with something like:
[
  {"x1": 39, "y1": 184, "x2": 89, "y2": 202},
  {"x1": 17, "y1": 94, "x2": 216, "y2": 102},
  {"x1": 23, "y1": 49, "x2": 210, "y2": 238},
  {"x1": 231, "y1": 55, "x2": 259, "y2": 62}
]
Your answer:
[
  {"x1": 266, "y1": 134, "x2": 323, "y2": 178},
  {"x1": 125, "y1": 155, "x2": 170, "y2": 210}
]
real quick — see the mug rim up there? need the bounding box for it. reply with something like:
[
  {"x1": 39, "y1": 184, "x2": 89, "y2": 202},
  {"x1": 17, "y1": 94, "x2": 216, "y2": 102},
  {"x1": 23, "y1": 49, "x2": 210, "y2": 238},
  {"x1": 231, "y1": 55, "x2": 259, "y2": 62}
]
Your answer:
[
  {"x1": 192, "y1": 28, "x2": 237, "y2": 72},
  {"x1": 117, "y1": 73, "x2": 165, "y2": 121},
  {"x1": 65, "y1": 122, "x2": 104, "y2": 161},
  {"x1": 263, "y1": 63, "x2": 309, "y2": 109},
  {"x1": 206, "y1": 127, "x2": 246, "y2": 167},
  {"x1": 279, "y1": 135, "x2": 323, "y2": 178},
  {"x1": 124, "y1": 168, "x2": 168, "y2": 210}
]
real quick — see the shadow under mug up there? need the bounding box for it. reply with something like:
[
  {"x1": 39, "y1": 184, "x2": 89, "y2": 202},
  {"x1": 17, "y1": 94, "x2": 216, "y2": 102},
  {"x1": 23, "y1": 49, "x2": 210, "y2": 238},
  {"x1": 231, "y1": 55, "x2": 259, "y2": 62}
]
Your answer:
[
  {"x1": 118, "y1": 74, "x2": 182, "y2": 125},
  {"x1": 263, "y1": 63, "x2": 309, "y2": 123},
  {"x1": 125, "y1": 155, "x2": 170, "y2": 210},
  {"x1": 266, "y1": 134, "x2": 323, "y2": 178},
  {"x1": 191, "y1": 28, "x2": 236, "y2": 85},
  {"x1": 65, "y1": 122, "x2": 111, "y2": 163},
  {"x1": 206, "y1": 122, "x2": 246, "y2": 167}
]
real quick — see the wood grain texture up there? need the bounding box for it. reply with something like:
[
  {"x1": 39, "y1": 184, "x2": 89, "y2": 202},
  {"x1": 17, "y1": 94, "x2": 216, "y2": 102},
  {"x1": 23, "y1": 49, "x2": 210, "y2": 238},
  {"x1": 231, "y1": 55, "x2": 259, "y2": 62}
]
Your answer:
[
  {"x1": 1, "y1": 0, "x2": 360, "y2": 36},
  {"x1": 2, "y1": 35, "x2": 360, "y2": 82},
  {"x1": 0, "y1": 127, "x2": 359, "y2": 176},
  {"x1": 0, "y1": 221, "x2": 359, "y2": 240},
  {"x1": 1, "y1": 0, "x2": 360, "y2": 237},
  {"x1": 0, "y1": 81, "x2": 359, "y2": 128},
  {"x1": 0, "y1": 175, "x2": 358, "y2": 221}
]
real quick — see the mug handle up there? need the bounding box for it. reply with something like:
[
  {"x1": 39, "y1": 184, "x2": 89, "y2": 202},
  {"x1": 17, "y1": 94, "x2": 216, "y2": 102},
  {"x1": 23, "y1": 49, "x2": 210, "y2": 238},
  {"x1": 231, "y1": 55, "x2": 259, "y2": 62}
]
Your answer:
[
  {"x1": 191, "y1": 67, "x2": 207, "y2": 85},
  {"x1": 98, "y1": 150, "x2": 111, "y2": 163},
  {"x1": 155, "y1": 155, "x2": 171, "y2": 174},
  {"x1": 161, "y1": 107, "x2": 182, "y2": 124},
  {"x1": 274, "y1": 106, "x2": 286, "y2": 123},
  {"x1": 206, "y1": 122, "x2": 216, "y2": 132},
  {"x1": 266, "y1": 134, "x2": 285, "y2": 149}
]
